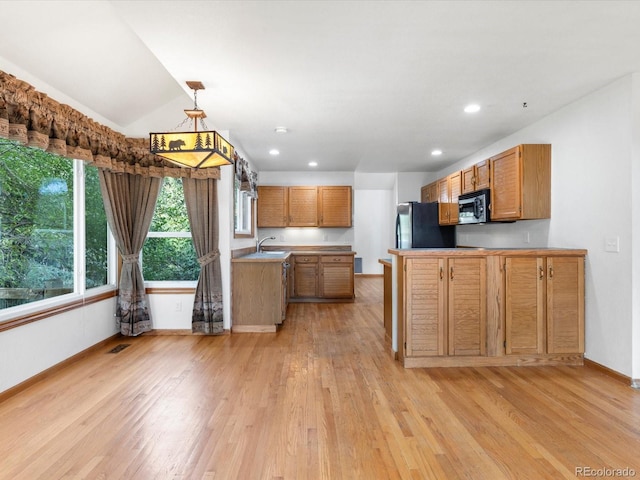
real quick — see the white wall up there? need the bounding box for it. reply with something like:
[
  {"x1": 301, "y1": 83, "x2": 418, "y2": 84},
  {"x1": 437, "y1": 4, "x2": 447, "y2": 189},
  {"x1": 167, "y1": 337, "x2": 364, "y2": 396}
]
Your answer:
[
  {"x1": 435, "y1": 75, "x2": 637, "y2": 377},
  {"x1": 0, "y1": 297, "x2": 117, "y2": 393},
  {"x1": 632, "y1": 74, "x2": 640, "y2": 382}
]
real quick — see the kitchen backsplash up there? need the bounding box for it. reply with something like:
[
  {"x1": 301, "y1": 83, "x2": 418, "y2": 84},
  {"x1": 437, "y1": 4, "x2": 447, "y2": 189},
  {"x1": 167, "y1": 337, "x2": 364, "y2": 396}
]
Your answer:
[{"x1": 257, "y1": 227, "x2": 354, "y2": 246}]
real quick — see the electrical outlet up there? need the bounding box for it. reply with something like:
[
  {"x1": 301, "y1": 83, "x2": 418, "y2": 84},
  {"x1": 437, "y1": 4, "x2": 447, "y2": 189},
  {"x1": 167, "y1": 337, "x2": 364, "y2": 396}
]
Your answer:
[
  {"x1": 175, "y1": 301, "x2": 182, "y2": 312},
  {"x1": 523, "y1": 231, "x2": 530, "y2": 244},
  {"x1": 605, "y1": 236, "x2": 620, "y2": 253},
  {"x1": 279, "y1": 234, "x2": 285, "y2": 241}
]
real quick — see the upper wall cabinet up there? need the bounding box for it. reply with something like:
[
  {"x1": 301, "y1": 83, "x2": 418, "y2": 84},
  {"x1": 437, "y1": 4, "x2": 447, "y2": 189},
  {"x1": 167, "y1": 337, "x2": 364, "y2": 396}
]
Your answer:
[
  {"x1": 461, "y1": 159, "x2": 490, "y2": 194},
  {"x1": 256, "y1": 186, "x2": 288, "y2": 227},
  {"x1": 318, "y1": 186, "x2": 352, "y2": 227},
  {"x1": 288, "y1": 186, "x2": 318, "y2": 226},
  {"x1": 438, "y1": 171, "x2": 461, "y2": 225},
  {"x1": 490, "y1": 144, "x2": 551, "y2": 221},
  {"x1": 421, "y1": 181, "x2": 438, "y2": 203},
  {"x1": 257, "y1": 185, "x2": 352, "y2": 228}
]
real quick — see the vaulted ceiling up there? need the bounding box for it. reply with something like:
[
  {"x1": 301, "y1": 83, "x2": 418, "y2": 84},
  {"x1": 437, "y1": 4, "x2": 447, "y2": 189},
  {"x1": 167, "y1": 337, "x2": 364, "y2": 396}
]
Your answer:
[{"x1": 2, "y1": 1, "x2": 640, "y2": 172}]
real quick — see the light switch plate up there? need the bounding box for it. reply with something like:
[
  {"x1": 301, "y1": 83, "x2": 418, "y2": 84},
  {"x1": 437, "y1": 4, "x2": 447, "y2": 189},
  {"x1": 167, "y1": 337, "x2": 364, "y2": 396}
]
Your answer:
[{"x1": 605, "y1": 236, "x2": 620, "y2": 253}]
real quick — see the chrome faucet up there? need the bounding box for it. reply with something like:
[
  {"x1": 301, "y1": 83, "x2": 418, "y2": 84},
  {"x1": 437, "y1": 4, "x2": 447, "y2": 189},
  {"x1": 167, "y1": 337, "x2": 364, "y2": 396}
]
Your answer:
[{"x1": 257, "y1": 235, "x2": 276, "y2": 253}]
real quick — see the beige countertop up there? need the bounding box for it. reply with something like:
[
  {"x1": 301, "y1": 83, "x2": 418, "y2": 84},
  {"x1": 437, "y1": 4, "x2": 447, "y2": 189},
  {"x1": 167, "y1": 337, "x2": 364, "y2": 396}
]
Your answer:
[
  {"x1": 232, "y1": 246, "x2": 356, "y2": 263},
  {"x1": 388, "y1": 247, "x2": 587, "y2": 257}
]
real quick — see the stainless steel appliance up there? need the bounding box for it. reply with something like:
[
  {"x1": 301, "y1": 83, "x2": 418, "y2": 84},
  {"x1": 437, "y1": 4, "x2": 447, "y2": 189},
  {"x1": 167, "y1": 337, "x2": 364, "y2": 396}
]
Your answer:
[
  {"x1": 395, "y1": 202, "x2": 456, "y2": 248},
  {"x1": 458, "y1": 188, "x2": 490, "y2": 224}
]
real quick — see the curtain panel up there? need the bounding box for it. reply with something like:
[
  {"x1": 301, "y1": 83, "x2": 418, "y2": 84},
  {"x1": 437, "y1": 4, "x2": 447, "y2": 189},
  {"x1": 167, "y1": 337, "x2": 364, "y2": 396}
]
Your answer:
[
  {"x1": 98, "y1": 170, "x2": 161, "y2": 336},
  {"x1": 183, "y1": 177, "x2": 224, "y2": 334}
]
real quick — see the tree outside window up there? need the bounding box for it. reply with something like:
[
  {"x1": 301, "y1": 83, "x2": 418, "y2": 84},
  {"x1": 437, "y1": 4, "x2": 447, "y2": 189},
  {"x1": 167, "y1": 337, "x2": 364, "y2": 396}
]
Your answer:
[{"x1": 142, "y1": 176, "x2": 199, "y2": 282}]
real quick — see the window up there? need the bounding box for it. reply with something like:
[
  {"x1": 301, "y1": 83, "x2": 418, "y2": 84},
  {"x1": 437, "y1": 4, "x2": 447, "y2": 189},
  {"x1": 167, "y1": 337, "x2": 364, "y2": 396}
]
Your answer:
[
  {"x1": 0, "y1": 138, "x2": 112, "y2": 312},
  {"x1": 234, "y1": 177, "x2": 254, "y2": 237},
  {"x1": 142, "y1": 177, "x2": 198, "y2": 282}
]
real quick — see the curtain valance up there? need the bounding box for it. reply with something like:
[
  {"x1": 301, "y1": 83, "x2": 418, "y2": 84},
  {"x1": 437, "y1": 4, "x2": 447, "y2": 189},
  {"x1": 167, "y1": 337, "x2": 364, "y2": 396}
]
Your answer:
[{"x1": 0, "y1": 70, "x2": 220, "y2": 180}]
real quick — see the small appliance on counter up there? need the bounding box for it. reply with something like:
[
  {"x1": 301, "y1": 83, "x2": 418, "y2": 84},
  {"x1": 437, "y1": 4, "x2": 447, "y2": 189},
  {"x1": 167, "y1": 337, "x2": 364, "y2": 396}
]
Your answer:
[
  {"x1": 395, "y1": 202, "x2": 456, "y2": 248},
  {"x1": 458, "y1": 188, "x2": 490, "y2": 224}
]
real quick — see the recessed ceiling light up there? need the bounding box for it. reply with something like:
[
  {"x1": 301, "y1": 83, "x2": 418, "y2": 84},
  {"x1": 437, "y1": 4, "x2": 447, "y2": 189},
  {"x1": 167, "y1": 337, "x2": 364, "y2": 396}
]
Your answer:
[
  {"x1": 308, "y1": 161, "x2": 318, "y2": 167},
  {"x1": 431, "y1": 149, "x2": 443, "y2": 156},
  {"x1": 269, "y1": 149, "x2": 280, "y2": 156},
  {"x1": 464, "y1": 104, "x2": 481, "y2": 113},
  {"x1": 275, "y1": 127, "x2": 288, "y2": 134}
]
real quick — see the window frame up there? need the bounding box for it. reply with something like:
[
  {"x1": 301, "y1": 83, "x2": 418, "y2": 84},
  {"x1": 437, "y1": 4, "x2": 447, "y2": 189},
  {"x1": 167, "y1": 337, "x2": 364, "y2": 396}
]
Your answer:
[
  {"x1": 234, "y1": 177, "x2": 255, "y2": 238},
  {"x1": 0, "y1": 144, "x2": 117, "y2": 327},
  {"x1": 142, "y1": 177, "x2": 198, "y2": 288}
]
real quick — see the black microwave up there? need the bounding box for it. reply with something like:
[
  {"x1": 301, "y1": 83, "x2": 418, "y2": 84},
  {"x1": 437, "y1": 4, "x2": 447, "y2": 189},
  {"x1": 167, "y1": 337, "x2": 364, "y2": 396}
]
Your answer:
[{"x1": 458, "y1": 188, "x2": 490, "y2": 224}]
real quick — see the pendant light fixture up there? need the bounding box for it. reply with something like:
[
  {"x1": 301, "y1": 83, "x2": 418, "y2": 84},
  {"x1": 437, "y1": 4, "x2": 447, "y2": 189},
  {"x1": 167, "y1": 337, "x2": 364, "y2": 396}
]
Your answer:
[{"x1": 149, "y1": 81, "x2": 234, "y2": 168}]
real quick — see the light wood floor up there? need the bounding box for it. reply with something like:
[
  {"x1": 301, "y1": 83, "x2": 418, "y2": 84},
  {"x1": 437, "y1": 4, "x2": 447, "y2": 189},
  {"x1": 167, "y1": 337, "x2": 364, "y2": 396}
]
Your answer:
[{"x1": 1, "y1": 277, "x2": 639, "y2": 479}]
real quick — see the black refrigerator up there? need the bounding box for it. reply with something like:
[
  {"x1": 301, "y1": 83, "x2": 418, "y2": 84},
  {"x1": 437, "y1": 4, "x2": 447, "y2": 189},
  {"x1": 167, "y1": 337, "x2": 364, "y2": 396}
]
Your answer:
[{"x1": 395, "y1": 202, "x2": 456, "y2": 248}]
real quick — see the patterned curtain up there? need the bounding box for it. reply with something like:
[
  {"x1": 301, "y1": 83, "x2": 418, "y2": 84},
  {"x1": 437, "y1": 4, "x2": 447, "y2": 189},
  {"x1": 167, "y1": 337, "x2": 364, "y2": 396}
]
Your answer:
[
  {"x1": 98, "y1": 170, "x2": 161, "y2": 336},
  {"x1": 182, "y1": 176, "x2": 224, "y2": 334}
]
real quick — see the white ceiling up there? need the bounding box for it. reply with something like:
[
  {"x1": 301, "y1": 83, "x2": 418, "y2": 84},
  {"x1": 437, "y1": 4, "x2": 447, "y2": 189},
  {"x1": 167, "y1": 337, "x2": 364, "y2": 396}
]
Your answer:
[{"x1": 1, "y1": 1, "x2": 640, "y2": 173}]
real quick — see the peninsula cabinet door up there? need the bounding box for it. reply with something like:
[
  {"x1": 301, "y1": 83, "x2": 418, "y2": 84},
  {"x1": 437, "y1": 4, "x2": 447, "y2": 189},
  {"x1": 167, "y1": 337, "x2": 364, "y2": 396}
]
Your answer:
[
  {"x1": 546, "y1": 257, "x2": 585, "y2": 354},
  {"x1": 447, "y1": 257, "x2": 487, "y2": 356},
  {"x1": 505, "y1": 257, "x2": 545, "y2": 354},
  {"x1": 404, "y1": 258, "x2": 447, "y2": 357}
]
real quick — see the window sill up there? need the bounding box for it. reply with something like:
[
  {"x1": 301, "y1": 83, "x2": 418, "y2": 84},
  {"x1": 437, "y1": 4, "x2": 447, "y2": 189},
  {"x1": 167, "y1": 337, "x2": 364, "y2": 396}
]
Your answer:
[{"x1": 0, "y1": 288, "x2": 117, "y2": 333}]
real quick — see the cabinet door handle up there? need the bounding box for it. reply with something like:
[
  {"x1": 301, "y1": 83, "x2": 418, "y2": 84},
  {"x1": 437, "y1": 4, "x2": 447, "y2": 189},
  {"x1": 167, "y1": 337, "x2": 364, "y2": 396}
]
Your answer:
[
  {"x1": 539, "y1": 266, "x2": 544, "y2": 280},
  {"x1": 549, "y1": 266, "x2": 554, "y2": 278},
  {"x1": 450, "y1": 266, "x2": 454, "y2": 281},
  {"x1": 439, "y1": 267, "x2": 443, "y2": 280}
]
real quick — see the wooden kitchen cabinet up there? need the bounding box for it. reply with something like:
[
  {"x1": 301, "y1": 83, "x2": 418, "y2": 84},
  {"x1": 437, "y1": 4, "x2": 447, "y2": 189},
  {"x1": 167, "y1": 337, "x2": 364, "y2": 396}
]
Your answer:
[
  {"x1": 504, "y1": 255, "x2": 584, "y2": 355},
  {"x1": 257, "y1": 186, "x2": 288, "y2": 227},
  {"x1": 288, "y1": 186, "x2": 318, "y2": 226},
  {"x1": 447, "y1": 257, "x2": 487, "y2": 356},
  {"x1": 421, "y1": 181, "x2": 438, "y2": 203},
  {"x1": 257, "y1": 185, "x2": 352, "y2": 228},
  {"x1": 320, "y1": 254, "x2": 355, "y2": 299},
  {"x1": 403, "y1": 257, "x2": 446, "y2": 357},
  {"x1": 475, "y1": 159, "x2": 490, "y2": 190},
  {"x1": 290, "y1": 252, "x2": 355, "y2": 301},
  {"x1": 490, "y1": 144, "x2": 551, "y2": 221},
  {"x1": 546, "y1": 256, "x2": 585, "y2": 354},
  {"x1": 504, "y1": 256, "x2": 545, "y2": 354},
  {"x1": 318, "y1": 186, "x2": 352, "y2": 227},
  {"x1": 400, "y1": 256, "x2": 485, "y2": 359},
  {"x1": 438, "y1": 171, "x2": 461, "y2": 225},
  {"x1": 231, "y1": 256, "x2": 289, "y2": 332},
  {"x1": 292, "y1": 255, "x2": 319, "y2": 298},
  {"x1": 392, "y1": 248, "x2": 586, "y2": 368},
  {"x1": 462, "y1": 159, "x2": 490, "y2": 194}
]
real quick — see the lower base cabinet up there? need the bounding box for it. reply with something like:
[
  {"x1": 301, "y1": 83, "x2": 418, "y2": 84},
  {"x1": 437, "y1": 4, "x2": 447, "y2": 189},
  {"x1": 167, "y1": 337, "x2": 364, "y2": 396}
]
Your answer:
[
  {"x1": 290, "y1": 253, "x2": 355, "y2": 301},
  {"x1": 396, "y1": 249, "x2": 586, "y2": 368},
  {"x1": 232, "y1": 259, "x2": 289, "y2": 332},
  {"x1": 402, "y1": 257, "x2": 486, "y2": 358},
  {"x1": 505, "y1": 256, "x2": 585, "y2": 355}
]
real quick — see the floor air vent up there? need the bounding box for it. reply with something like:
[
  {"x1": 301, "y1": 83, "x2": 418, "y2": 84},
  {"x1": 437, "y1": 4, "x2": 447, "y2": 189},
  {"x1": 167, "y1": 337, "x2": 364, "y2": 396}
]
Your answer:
[{"x1": 107, "y1": 344, "x2": 131, "y2": 354}]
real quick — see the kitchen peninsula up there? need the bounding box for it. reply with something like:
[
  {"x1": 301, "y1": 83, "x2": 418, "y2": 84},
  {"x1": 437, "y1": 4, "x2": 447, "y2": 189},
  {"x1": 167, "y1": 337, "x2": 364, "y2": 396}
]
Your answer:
[
  {"x1": 231, "y1": 246, "x2": 356, "y2": 332},
  {"x1": 389, "y1": 247, "x2": 586, "y2": 368}
]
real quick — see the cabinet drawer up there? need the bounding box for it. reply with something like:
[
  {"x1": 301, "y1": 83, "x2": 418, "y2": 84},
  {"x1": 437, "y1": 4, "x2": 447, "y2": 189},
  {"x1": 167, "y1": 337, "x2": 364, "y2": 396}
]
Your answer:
[
  {"x1": 321, "y1": 255, "x2": 353, "y2": 264},
  {"x1": 294, "y1": 255, "x2": 319, "y2": 264}
]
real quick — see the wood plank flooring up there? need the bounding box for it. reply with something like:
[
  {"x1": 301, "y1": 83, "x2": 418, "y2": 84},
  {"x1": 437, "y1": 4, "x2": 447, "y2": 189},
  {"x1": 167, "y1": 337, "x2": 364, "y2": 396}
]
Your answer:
[{"x1": 0, "y1": 277, "x2": 639, "y2": 479}]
